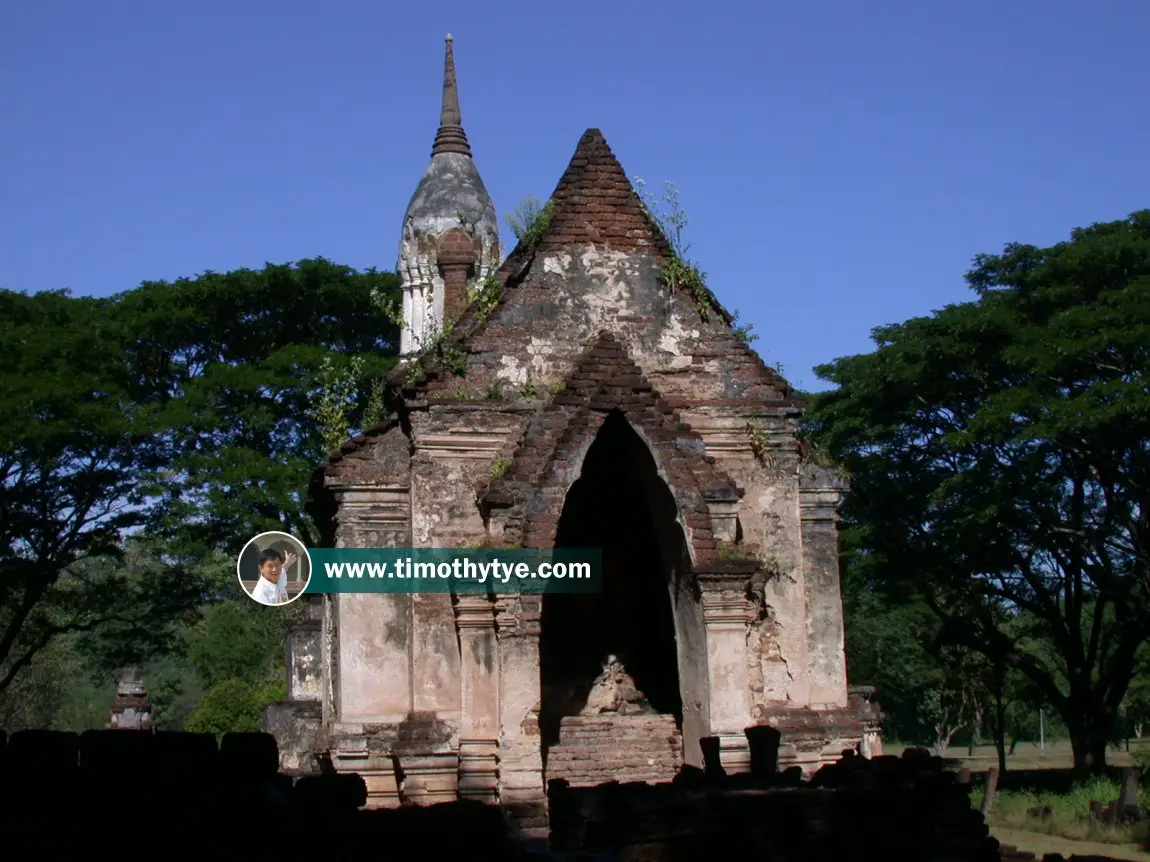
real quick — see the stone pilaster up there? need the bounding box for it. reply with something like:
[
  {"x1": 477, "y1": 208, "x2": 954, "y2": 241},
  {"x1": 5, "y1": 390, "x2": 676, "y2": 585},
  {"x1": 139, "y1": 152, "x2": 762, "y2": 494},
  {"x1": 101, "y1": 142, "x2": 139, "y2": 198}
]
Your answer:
[
  {"x1": 799, "y1": 464, "x2": 849, "y2": 708},
  {"x1": 698, "y1": 573, "x2": 752, "y2": 774},
  {"x1": 455, "y1": 593, "x2": 500, "y2": 803},
  {"x1": 262, "y1": 598, "x2": 325, "y2": 773},
  {"x1": 321, "y1": 593, "x2": 338, "y2": 728},
  {"x1": 286, "y1": 608, "x2": 322, "y2": 702},
  {"x1": 400, "y1": 247, "x2": 442, "y2": 358},
  {"x1": 329, "y1": 485, "x2": 413, "y2": 724},
  {"x1": 495, "y1": 595, "x2": 548, "y2": 838}
]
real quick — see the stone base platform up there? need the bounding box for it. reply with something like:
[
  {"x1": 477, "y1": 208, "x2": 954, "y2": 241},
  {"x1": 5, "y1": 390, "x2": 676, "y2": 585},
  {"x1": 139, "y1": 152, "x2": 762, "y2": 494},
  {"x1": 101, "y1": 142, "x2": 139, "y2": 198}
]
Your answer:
[
  {"x1": 756, "y1": 688, "x2": 884, "y2": 776},
  {"x1": 546, "y1": 714, "x2": 683, "y2": 787}
]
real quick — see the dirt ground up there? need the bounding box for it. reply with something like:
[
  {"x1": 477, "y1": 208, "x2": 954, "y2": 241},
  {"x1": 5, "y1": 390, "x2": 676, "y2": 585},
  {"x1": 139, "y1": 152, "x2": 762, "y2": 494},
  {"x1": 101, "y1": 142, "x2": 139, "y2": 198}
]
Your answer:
[{"x1": 992, "y1": 826, "x2": 1148, "y2": 860}]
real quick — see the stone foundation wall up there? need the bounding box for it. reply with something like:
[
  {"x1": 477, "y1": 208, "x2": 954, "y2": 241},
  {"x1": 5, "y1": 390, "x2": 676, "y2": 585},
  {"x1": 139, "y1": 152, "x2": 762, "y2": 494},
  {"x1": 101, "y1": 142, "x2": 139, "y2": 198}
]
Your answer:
[
  {"x1": 260, "y1": 700, "x2": 322, "y2": 774},
  {"x1": 546, "y1": 714, "x2": 682, "y2": 787},
  {"x1": 7, "y1": 729, "x2": 1083, "y2": 859},
  {"x1": 548, "y1": 749, "x2": 1003, "y2": 859}
]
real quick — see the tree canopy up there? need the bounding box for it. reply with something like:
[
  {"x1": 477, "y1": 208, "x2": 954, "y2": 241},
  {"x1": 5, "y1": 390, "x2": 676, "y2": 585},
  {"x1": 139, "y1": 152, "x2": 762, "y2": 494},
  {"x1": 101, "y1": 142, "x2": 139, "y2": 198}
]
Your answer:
[
  {"x1": 807, "y1": 210, "x2": 1150, "y2": 774},
  {"x1": 0, "y1": 259, "x2": 401, "y2": 702}
]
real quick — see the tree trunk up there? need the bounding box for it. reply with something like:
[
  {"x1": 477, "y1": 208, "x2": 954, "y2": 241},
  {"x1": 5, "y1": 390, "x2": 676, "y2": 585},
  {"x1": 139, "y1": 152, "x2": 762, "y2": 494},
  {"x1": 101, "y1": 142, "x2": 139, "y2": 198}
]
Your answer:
[
  {"x1": 1067, "y1": 713, "x2": 1112, "y2": 776},
  {"x1": 993, "y1": 697, "x2": 1007, "y2": 775},
  {"x1": 990, "y1": 660, "x2": 1007, "y2": 775}
]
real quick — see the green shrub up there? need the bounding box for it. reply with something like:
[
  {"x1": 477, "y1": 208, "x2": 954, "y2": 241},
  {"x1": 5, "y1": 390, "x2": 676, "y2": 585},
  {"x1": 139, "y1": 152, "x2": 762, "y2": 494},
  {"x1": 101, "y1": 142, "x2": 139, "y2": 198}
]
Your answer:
[
  {"x1": 184, "y1": 677, "x2": 282, "y2": 737},
  {"x1": 971, "y1": 775, "x2": 1149, "y2": 845},
  {"x1": 1132, "y1": 745, "x2": 1150, "y2": 774}
]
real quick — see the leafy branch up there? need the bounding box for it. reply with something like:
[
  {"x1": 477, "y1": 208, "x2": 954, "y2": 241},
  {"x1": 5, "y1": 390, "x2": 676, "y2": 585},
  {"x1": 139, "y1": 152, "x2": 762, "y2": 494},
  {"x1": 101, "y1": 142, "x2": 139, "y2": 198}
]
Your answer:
[
  {"x1": 634, "y1": 178, "x2": 716, "y2": 321},
  {"x1": 505, "y1": 196, "x2": 555, "y2": 248}
]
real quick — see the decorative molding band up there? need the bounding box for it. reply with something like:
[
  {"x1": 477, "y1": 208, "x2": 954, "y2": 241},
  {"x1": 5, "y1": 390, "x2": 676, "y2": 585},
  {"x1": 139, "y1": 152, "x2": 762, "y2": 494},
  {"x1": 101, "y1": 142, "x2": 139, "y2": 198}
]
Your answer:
[
  {"x1": 416, "y1": 432, "x2": 511, "y2": 458},
  {"x1": 698, "y1": 434, "x2": 794, "y2": 456},
  {"x1": 697, "y1": 434, "x2": 756, "y2": 456},
  {"x1": 799, "y1": 488, "x2": 842, "y2": 523},
  {"x1": 454, "y1": 594, "x2": 497, "y2": 630},
  {"x1": 331, "y1": 487, "x2": 411, "y2": 526},
  {"x1": 699, "y1": 583, "x2": 749, "y2": 626}
]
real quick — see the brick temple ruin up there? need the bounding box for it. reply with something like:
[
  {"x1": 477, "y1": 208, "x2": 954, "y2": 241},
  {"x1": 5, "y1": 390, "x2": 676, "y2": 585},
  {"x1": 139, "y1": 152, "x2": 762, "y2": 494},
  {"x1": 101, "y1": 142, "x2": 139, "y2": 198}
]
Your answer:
[
  {"x1": 106, "y1": 668, "x2": 155, "y2": 731},
  {"x1": 262, "y1": 34, "x2": 882, "y2": 838}
]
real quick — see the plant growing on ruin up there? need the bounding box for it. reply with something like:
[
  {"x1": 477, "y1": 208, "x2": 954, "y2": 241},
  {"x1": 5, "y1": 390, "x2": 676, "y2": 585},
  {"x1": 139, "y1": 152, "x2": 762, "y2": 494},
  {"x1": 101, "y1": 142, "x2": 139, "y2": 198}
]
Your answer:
[
  {"x1": 716, "y1": 539, "x2": 758, "y2": 564},
  {"x1": 360, "y1": 374, "x2": 387, "y2": 428},
  {"x1": 405, "y1": 311, "x2": 467, "y2": 378},
  {"x1": 520, "y1": 375, "x2": 538, "y2": 400},
  {"x1": 491, "y1": 458, "x2": 510, "y2": 478},
  {"x1": 634, "y1": 178, "x2": 716, "y2": 321},
  {"x1": 798, "y1": 438, "x2": 842, "y2": 474},
  {"x1": 484, "y1": 379, "x2": 504, "y2": 400},
  {"x1": 505, "y1": 195, "x2": 555, "y2": 247},
  {"x1": 744, "y1": 420, "x2": 775, "y2": 469},
  {"x1": 404, "y1": 360, "x2": 424, "y2": 385},
  {"x1": 731, "y1": 310, "x2": 759, "y2": 345},
  {"x1": 469, "y1": 274, "x2": 502, "y2": 320},
  {"x1": 315, "y1": 354, "x2": 363, "y2": 453}
]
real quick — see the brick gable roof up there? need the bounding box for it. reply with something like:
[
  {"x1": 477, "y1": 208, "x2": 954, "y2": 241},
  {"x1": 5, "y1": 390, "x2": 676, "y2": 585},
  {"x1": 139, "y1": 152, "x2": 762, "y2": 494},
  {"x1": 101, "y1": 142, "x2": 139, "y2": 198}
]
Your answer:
[{"x1": 534, "y1": 128, "x2": 673, "y2": 256}]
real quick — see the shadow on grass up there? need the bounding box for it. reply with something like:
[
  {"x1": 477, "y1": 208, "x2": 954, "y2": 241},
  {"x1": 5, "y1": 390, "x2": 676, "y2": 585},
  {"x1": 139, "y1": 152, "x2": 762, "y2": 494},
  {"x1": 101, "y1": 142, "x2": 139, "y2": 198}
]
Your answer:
[{"x1": 945, "y1": 764, "x2": 1133, "y2": 795}]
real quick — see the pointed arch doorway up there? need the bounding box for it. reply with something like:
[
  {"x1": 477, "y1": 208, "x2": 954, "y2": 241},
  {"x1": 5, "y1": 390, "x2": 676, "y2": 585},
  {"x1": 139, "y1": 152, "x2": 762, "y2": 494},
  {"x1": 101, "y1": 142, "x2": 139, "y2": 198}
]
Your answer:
[{"x1": 539, "y1": 410, "x2": 710, "y2": 786}]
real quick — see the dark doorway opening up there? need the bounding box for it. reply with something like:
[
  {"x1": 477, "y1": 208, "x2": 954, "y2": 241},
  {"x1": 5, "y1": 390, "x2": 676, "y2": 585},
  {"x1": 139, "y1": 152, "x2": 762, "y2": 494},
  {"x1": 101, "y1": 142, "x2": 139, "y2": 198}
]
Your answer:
[{"x1": 539, "y1": 410, "x2": 686, "y2": 755}]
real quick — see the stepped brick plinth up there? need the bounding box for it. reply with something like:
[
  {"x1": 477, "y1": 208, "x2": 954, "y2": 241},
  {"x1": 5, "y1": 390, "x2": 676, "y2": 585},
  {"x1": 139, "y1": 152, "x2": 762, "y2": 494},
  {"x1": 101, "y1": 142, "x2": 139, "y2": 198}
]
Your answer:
[{"x1": 547, "y1": 715, "x2": 683, "y2": 787}]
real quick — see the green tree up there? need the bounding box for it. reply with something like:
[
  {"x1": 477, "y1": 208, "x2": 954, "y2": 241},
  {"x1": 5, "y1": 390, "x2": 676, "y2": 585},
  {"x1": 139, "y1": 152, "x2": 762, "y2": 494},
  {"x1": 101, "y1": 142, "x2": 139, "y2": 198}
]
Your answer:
[
  {"x1": 840, "y1": 561, "x2": 940, "y2": 743},
  {"x1": 118, "y1": 258, "x2": 401, "y2": 554},
  {"x1": 807, "y1": 211, "x2": 1150, "y2": 775},
  {"x1": 0, "y1": 259, "x2": 400, "y2": 698},
  {"x1": 0, "y1": 636, "x2": 106, "y2": 731},
  {"x1": 1120, "y1": 643, "x2": 1150, "y2": 740},
  {"x1": 184, "y1": 678, "x2": 270, "y2": 735},
  {"x1": 0, "y1": 289, "x2": 206, "y2": 693},
  {"x1": 178, "y1": 551, "x2": 301, "y2": 694}
]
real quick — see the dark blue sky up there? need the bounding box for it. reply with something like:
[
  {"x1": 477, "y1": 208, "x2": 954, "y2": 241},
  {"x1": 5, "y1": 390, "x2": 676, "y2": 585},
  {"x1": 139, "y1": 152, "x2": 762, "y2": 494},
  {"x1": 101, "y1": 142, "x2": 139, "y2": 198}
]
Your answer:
[{"x1": 2, "y1": 1, "x2": 1145, "y2": 390}]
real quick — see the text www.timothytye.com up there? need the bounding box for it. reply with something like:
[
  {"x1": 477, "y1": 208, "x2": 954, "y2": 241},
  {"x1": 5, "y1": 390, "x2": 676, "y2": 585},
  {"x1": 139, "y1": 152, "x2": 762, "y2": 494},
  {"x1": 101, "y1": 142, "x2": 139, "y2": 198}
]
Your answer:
[{"x1": 323, "y1": 557, "x2": 592, "y2": 586}]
